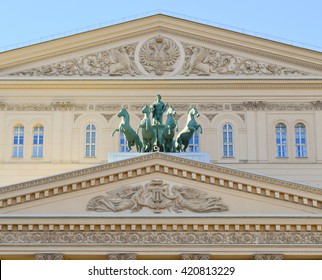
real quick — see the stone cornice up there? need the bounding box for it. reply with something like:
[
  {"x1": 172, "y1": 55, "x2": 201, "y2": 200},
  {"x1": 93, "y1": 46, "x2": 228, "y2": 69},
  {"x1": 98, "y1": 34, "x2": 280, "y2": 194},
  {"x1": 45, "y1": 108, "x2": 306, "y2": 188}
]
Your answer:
[
  {"x1": 0, "y1": 153, "x2": 321, "y2": 211},
  {"x1": 1, "y1": 79, "x2": 322, "y2": 90}
]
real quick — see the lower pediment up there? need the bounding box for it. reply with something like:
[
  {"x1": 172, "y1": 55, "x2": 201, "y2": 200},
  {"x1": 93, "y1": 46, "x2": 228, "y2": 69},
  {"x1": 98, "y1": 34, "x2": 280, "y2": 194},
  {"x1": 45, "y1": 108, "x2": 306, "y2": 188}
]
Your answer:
[{"x1": 1, "y1": 174, "x2": 320, "y2": 216}]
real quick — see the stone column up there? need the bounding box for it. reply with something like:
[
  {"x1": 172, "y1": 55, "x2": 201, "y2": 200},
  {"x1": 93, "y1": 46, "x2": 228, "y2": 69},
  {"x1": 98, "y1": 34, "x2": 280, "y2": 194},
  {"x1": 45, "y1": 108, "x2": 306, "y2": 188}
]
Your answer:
[
  {"x1": 181, "y1": 254, "x2": 210, "y2": 260},
  {"x1": 254, "y1": 254, "x2": 283, "y2": 260},
  {"x1": 35, "y1": 254, "x2": 64, "y2": 260},
  {"x1": 108, "y1": 254, "x2": 137, "y2": 260}
]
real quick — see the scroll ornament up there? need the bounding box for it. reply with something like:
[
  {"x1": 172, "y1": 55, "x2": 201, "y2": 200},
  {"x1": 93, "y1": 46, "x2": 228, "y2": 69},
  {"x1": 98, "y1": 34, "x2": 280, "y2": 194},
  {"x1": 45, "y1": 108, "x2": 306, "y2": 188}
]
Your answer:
[{"x1": 87, "y1": 180, "x2": 229, "y2": 213}]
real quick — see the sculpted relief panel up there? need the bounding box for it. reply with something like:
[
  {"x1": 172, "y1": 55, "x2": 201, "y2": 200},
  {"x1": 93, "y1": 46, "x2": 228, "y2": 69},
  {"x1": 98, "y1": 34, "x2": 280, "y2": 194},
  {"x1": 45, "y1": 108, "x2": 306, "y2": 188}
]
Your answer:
[
  {"x1": 181, "y1": 43, "x2": 308, "y2": 76},
  {"x1": 8, "y1": 35, "x2": 309, "y2": 77},
  {"x1": 9, "y1": 43, "x2": 140, "y2": 77},
  {"x1": 87, "y1": 180, "x2": 229, "y2": 213}
]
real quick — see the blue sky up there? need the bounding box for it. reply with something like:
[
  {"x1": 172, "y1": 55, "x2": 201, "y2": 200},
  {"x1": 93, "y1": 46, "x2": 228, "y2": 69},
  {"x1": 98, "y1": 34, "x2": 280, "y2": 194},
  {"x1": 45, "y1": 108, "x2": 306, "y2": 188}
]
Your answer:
[{"x1": 1, "y1": 0, "x2": 322, "y2": 52}]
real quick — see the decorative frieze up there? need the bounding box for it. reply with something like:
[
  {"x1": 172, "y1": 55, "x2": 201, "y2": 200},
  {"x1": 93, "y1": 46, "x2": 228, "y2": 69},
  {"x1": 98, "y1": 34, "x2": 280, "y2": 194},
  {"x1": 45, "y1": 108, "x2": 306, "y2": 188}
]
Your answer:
[
  {"x1": 198, "y1": 104, "x2": 224, "y2": 111},
  {"x1": 1, "y1": 231, "x2": 321, "y2": 245},
  {"x1": 6, "y1": 103, "x2": 53, "y2": 111},
  {"x1": 180, "y1": 42, "x2": 308, "y2": 76},
  {"x1": 243, "y1": 101, "x2": 267, "y2": 111},
  {"x1": 52, "y1": 102, "x2": 75, "y2": 111},
  {"x1": 95, "y1": 104, "x2": 123, "y2": 111},
  {"x1": 7, "y1": 35, "x2": 310, "y2": 78},
  {"x1": 9, "y1": 43, "x2": 139, "y2": 77},
  {"x1": 0, "y1": 101, "x2": 321, "y2": 112},
  {"x1": 87, "y1": 180, "x2": 229, "y2": 213}
]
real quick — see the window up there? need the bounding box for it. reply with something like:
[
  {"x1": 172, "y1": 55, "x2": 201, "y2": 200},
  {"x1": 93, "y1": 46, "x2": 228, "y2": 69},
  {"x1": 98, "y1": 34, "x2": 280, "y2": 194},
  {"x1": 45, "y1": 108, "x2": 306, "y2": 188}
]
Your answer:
[
  {"x1": 188, "y1": 132, "x2": 199, "y2": 152},
  {"x1": 32, "y1": 125, "x2": 44, "y2": 158},
  {"x1": 295, "y1": 123, "x2": 307, "y2": 158},
  {"x1": 12, "y1": 125, "x2": 24, "y2": 158},
  {"x1": 85, "y1": 124, "x2": 96, "y2": 157},
  {"x1": 222, "y1": 123, "x2": 234, "y2": 157},
  {"x1": 276, "y1": 123, "x2": 287, "y2": 158},
  {"x1": 120, "y1": 132, "x2": 128, "y2": 152}
]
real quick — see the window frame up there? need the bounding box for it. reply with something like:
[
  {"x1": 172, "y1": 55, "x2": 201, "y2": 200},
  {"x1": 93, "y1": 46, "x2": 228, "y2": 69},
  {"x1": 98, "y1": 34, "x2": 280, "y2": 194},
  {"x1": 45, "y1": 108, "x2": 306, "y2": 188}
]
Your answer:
[
  {"x1": 32, "y1": 124, "x2": 44, "y2": 158},
  {"x1": 294, "y1": 123, "x2": 307, "y2": 158},
  {"x1": 85, "y1": 124, "x2": 97, "y2": 158},
  {"x1": 275, "y1": 123, "x2": 288, "y2": 158},
  {"x1": 222, "y1": 123, "x2": 234, "y2": 158},
  {"x1": 188, "y1": 131, "x2": 200, "y2": 152},
  {"x1": 12, "y1": 124, "x2": 24, "y2": 158}
]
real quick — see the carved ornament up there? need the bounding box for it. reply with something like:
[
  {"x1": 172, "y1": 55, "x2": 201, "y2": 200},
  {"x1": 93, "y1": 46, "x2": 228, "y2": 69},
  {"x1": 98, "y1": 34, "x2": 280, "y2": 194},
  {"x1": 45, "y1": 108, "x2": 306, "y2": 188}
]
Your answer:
[
  {"x1": 2, "y1": 231, "x2": 321, "y2": 245},
  {"x1": 181, "y1": 43, "x2": 309, "y2": 76},
  {"x1": 87, "y1": 180, "x2": 229, "y2": 213},
  {"x1": 139, "y1": 35, "x2": 180, "y2": 76},
  {"x1": 6, "y1": 35, "x2": 310, "y2": 78},
  {"x1": 9, "y1": 44, "x2": 139, "y2": 77}
]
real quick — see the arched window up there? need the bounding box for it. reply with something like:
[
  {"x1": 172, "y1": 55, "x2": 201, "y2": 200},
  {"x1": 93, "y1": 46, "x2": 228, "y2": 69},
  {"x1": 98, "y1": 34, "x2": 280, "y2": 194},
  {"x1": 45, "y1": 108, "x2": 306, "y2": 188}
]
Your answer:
[
  {"x1": 12, "y1": 125, "x2": 24, "y2": 158},
  {"x1": 276, "y1": 123, "x2": 287, "y2": 158},
  {"x1": 120, "y1": 132, "x2": 128, "y2": 152},
  {"x1": 85, "y1": 124, "x2": 96, "y2": 157},
  {"x1": 222, "y1": 123, "x2": 234, "y2": 157},
  {"x1": 188, "y1": 132, "x2": 199, "y2": 152},
  {"x1": 32, "y1": 124, "x2": 44, "y2": 158},
  {"x1": 295, "y1": 123, "x2": 307, "y2": 157}
]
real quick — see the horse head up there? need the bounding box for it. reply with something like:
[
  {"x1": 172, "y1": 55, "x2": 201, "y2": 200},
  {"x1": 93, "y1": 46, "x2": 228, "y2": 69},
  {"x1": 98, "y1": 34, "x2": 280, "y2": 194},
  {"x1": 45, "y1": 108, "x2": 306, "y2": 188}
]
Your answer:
[
  {"x1": 117, "y1": 108, "x2": 127, "y2": 118},
  {"x1": 141, "y1": 105, "x2": 150, "y2": 116},
  {"x1": 167, "y1": 106, "x2": 176, "y2": 116},
  {"x1": 188, "y1": 107, "x2": 200, "y2": 118}
]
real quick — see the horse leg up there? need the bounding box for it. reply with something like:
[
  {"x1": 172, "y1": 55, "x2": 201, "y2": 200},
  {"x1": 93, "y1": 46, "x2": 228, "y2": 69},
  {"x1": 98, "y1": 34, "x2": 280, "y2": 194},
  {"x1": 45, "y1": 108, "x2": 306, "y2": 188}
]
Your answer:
[
  {"x1": 182, "y1": 141, "x2": 188, "y2": 152},
  {"x1": 198, "y1": 125, "x2": 203, "y2": 134},
  {"x1": 127, "y1": 141, "x2": 134, "y2": 152},
  {"x1": 112, "y1": 128, "x2": 119, "y2": 137},
  {"x1": 175, "y1": 137, "x2": 182, "y2": 152}
]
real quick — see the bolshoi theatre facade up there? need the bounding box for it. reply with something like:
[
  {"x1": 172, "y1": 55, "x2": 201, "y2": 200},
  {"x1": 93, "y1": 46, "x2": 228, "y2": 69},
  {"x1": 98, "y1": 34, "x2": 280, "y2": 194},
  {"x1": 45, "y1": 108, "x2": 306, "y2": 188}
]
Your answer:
[{"x1": 0, "y1": 14, "x2": 322, "y2": 260}]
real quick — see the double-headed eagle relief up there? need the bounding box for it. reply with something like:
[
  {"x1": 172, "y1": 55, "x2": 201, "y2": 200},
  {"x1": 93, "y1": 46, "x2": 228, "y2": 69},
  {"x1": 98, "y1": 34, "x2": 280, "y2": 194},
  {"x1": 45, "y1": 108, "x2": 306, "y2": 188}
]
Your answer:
[
  {"x1": 139, "y1": 35, "x2": 180, "y2": 76},
  {"x1": 112, "y1": 94, "x2": 202, "y2": 153},
  {"x1": 87, "y1": 180, "x2": 229, "y2": 213}
]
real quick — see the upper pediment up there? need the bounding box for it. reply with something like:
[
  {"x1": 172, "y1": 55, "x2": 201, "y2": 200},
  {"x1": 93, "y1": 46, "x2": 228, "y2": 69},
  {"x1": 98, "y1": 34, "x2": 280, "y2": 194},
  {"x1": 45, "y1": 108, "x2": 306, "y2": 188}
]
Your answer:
[
  {"x1": 0, "y1": 153, "x2": 321, "y2": 216},
  {"x1": 1, "y1": 14, "x2": 322, "y2": 78}
]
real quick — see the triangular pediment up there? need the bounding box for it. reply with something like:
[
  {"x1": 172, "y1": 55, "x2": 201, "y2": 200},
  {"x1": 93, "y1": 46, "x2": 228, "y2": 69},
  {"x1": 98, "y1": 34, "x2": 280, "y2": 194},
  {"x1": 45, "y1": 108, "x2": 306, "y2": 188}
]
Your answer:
[
  {"x1": 1, "y1": 153, "x2": 321, "y2": 216},
  {"x1": 1, "y1": 14, "x2": 322, "y2": 78}
]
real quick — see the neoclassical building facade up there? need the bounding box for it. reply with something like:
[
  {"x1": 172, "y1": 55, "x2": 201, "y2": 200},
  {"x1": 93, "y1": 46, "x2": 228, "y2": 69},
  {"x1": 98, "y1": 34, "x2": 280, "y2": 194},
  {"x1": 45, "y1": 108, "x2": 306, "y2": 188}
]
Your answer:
[{"x1": 0, "y1": 14, "x2": 322, "y2": 260}]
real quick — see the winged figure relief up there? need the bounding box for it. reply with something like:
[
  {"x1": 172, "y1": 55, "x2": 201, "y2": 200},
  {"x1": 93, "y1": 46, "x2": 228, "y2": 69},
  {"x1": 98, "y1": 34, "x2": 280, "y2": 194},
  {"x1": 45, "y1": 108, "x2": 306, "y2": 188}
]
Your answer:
[
  {"x1": 139, "y1": 36, "x2": 180, "y2": 76},
  {"x1": 183, "y1": 46, "x2": 210, "y2": 76},
  {"x1": 109, "y1": 46, "x2": 138, "y2": 76},
  {"x1": 87, "y1": 180, "x2": 229, "y2": 213}
]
